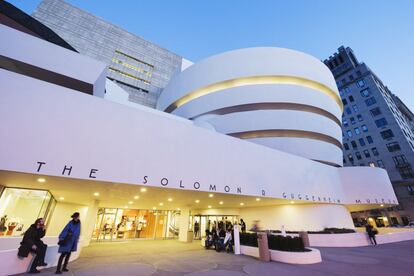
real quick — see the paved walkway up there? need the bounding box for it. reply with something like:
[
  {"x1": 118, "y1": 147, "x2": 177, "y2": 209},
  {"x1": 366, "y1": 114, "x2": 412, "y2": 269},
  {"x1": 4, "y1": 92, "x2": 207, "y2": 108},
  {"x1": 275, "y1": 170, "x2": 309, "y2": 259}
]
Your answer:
[{"x1": 32, "y1": 239, "x2": 414, "y2": 275}]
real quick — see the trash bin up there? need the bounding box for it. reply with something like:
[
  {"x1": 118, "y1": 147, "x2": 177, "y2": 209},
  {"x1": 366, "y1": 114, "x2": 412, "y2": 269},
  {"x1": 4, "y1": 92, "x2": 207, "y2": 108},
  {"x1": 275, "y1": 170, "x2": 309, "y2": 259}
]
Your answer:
[
  {"x1": 257, "y1": 232, "x2": 270, "y2": 262},
  {"x1": 187, "y1": 230, "x2": 193, "y2": 243},
  {"x1": 299, "y1": 231, "x2": 310, "y2": 247}
]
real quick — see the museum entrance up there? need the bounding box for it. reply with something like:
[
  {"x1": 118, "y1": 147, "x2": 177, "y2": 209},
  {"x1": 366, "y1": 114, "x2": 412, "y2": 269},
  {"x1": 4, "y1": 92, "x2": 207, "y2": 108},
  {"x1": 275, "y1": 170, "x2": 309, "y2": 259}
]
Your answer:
[
  {"x1": 92, "y1": 208, "x2": 180, "y2": 241},
  {"x1": 190, "y1": 215, "x2": 239, "y2": 240}
]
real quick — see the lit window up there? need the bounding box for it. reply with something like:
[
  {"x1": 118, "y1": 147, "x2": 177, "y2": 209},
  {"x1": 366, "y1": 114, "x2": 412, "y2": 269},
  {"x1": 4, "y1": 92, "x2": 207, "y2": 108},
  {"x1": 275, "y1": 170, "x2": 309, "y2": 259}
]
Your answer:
[
  {"x1": 360, "y1": 88, "x2": 370, "y2": 97},
  {"x1": 343, "y1": 119, "x2": 348, "y2": 127},
  {"x1": 365, "y1": 97, "x2": 377, "y2": 106},
  {"x1": 354, "y1": 127, "x2": 361, "y2": 135},
  {"x1": 357, "y1": 114, "x2": 363, "y2": 122},
  {"x1": 363, "y1": 150, "x2": 371, "y2": 158},
  {"x1": 361, "y1": 125, "x2": 368, "y2": 132},
  {"x1": 348, "y1": 154, "x2": 354, "y2": 163},
  {"x1": 347, "y1": 130, "x2": 353, "y2": 137},
  {"x1": 357, "y1": 79, "x2": 366, "y2": 88},
  {"x1": 352, "y1": 105, "x2": 359, "y2": 112}
]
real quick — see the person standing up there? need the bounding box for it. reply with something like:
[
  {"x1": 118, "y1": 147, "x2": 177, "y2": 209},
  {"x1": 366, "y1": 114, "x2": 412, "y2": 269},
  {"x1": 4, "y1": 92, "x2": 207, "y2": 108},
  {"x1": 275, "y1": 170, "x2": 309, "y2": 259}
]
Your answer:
[
  {"x1": 194, "y1": 221, "x2": 200, "y2": 239},
  {"x1": 55, "y1": 212, "x2": 81, "y2": 274},
  {"x1": 239, "y1": 219, "x2": 246, "y2": 233},
  {"x1": 365, "y1": 223, "x2": 378, "y2": 246},
  {"x1": 18, "y1": 218, "x2": 48, "y2": 273}
]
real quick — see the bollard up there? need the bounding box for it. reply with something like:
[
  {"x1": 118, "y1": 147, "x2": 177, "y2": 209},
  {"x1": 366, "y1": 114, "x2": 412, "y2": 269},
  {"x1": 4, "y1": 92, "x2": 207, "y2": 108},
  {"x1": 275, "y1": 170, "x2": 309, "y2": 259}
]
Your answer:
[
  {"x1": 257, "y1": 232, "x2": 270, "y2": 261},
  {"x1": 299, "y1": 231, "x2": 310, "y2": 247}
]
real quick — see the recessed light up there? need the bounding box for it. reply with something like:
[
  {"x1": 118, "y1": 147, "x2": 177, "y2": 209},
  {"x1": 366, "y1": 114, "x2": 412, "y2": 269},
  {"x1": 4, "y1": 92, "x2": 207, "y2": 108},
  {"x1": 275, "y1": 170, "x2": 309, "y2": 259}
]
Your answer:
[
  {"x1": 240, "y1": 203, "x2": 244, "y2": 206},
  {"x1": 93, "y1": 192, "x2": 99, "y2": 196},
  {"x1": 195, "y1": 200, "x2": 200, "y2": 203},
  {"x1": 209, "y1": 194, "x2": 214, "y2": 198},
  {"x1": 124, "y1": 206, "x2": 128, "y2": 209},
  {"x1": 37, "y1": 178, "x2": 46, "y2": 183},
  {"x1": 159, "y1": 202, "x2": 164, "y2": 206},
  {"x1": 134, "y1": 195, "x2": 139, "y2": 199},
  {"x1": 208, "y1": 205, "x2": 212, "y2": 208},
  {"x1": 128, "y1": 201, "x2": 133, "y2": 204},
  {"x1": 219, "y1": 201, "x2": 224, "y2": 205},
  {"x1": 380, "y1": 204, "x2": 384, "y2": 207},
  {"x1": 140, "y1": 188, "x2": 147, "y2": 192},
  {"x1": 290, "y1": 201, "x2": 295, "y2": 204},
  {"x1": 152, "y1": 207, "x2": 156, "y2": 210},
  {"x1": 59, "y1": 196, "x2": 64, "y2": 200},
  {"x1": 177, "y1": 208, "x2": 181, "y2": 211},
  {"x1": 256, "y1": 198, "x2": 261, "y2": 201},
  {"x1": 168, "y1": 198, "x2": 173, "y2": 202}
]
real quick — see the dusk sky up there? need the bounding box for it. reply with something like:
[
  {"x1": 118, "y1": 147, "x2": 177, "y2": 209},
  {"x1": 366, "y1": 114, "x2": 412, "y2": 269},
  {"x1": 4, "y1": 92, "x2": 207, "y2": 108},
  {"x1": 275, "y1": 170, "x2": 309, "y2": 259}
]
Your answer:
[{"x1": 9, "y1": 0, "x2": 414, "y2": 109}]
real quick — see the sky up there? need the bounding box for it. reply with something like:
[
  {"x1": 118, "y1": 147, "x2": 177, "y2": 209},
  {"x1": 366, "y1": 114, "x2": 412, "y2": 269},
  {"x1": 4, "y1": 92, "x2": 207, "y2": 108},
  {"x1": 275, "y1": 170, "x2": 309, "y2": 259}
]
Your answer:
[{"x1": 8, "y1": 0, "x2": 414, "y2": 109}]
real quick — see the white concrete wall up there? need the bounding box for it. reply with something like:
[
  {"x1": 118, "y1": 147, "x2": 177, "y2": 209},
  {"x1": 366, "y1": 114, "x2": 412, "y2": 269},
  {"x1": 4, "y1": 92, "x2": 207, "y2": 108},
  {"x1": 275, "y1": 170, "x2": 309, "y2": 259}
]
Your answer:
[
  {"x1": 239, "y1": 204, "x2": 355, "y2": 231},
  {"x1": 47, "y1": 202, "x2": 88, "y2": 237}
]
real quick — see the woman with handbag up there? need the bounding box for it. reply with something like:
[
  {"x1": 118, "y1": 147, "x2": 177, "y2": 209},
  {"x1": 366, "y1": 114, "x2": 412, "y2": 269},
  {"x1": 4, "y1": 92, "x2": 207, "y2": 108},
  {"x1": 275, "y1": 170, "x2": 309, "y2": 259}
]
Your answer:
[{"x1": 55, "y1": 212, "x2": 81, "y2": 274}]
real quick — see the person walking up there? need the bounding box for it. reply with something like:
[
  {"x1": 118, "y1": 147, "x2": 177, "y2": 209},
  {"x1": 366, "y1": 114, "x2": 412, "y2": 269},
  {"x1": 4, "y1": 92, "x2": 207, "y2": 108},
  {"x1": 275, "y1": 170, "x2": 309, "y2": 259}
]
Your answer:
[
  {"x1": 18, "y1": 218, "x2": 48, "y2": 273},
  {"x1": 55, "y1": 212, "x2": 81, "y2": 274},
  {"x1": 365, "y1": 223, "x2": 378, "y2": 246}
]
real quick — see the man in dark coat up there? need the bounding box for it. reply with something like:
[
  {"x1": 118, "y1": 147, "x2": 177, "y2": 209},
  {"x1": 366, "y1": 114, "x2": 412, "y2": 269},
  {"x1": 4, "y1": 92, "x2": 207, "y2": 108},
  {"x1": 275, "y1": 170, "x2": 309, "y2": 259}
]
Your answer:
[
  {"x1": 18, "y1": 218, "x2": 48, "y2": 273},
  {"x1": 365, "y1": 223, "x2": 378, "y2": 245}
]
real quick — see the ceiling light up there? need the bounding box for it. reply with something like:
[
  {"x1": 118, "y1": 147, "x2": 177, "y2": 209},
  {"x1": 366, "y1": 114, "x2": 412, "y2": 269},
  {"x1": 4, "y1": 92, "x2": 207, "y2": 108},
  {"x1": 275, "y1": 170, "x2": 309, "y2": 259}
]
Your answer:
[
  {"x1": 209, "y1": 194, "x2": 214, "y2": 198},
  {"x1": 177, "y1": 208, "x2": 181, "y2": 211},
  {"x1": 59, "y1": 197, "x2": 64, "y2": 200},
  {"x1": 140, "y1": 188, "x2": 147, "y2": 192},
  {"x1": 290, "y1": 201, "x2": 295, "y2": 204},
  {"x1": 208, "y1": 205, "x2": 212, "y2": 208},
  {"x1": 37, "y1": 178, "x2": 46, "y2": 183},
  {"x1": 159, "y1": 202, "x2": 164, "y2": 206},
  {"x1": 219, "y1": 201, "x2": 223, "y2": 205},
  {"x1": 93, "y1": 192, "x2": 99, "y2": 196},
  {"x1": 134, "y1": 195, "x2": 139, "y2": 199},
  {"x1": 256, "y1": 198, "x2": 261, "y2": 201},
  {"x1": 240, "y1": 203, "x2": 244, "y2": 206},
  {"x1": 128, "y1": 201, "x2": 133, "y2": 204},
  {"x1": 168, "y1": 198, "x2": 173, "y2": 202},
  {"x1": 124, "y1": 206, "x2": 128, "y2": 209},
  {"x1": 152, "y1": 207, "x2": 156, "y2": 210},
  {"x1": 380, "y1": 204, "x2": 384, "y2": 207},
  {"x1": 195, "y1": 200, "x2": 200, "y2": 203}
]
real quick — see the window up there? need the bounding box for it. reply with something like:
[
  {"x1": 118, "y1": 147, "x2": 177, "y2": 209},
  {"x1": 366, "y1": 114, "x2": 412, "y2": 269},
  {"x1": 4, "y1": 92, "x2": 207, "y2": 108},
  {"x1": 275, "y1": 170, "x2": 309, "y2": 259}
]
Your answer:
[
  {"x1": 344, "y1": 143, "x2": 349, "y2": 150},
  {"x1": 346, "y1": 107, "x2": 352, "y2": 115},
  {"x1": 348, "y1": 154, "x2": 354, "y2": 163},
  {"x1": 356, "y1": 71, "x2": 362, "y2": 76},
  {"x1": 343, "y1": 157, "x2": 347, "y2": 164},
  {"x1": 360, "y1": 88, "x2": 370, "y2": 97},
  {"x1": 345, "y1": 87, "x2": 351, "y2": 93},
  {"x1": 0, "y1": 188, "x2": 56, "y2": 237},
  {"x1": 351, "y1": 141, "x2": 358, "y2": 149},
  {"x1": 342, "y1": 98, "x2": 348, "y2": 105},
  {"x1": 359, "y1": 138, "x2": 366, "y2": 146},
  {"x1": 375, "y1": 118, "x2": 388, "y2": 128},
  {"x1": 357, "y1": 79, "x2": 365, "y2": 87},
  {"x1": 393, "y1": 155, "x2": 408, "y2": 166},
  {"x1": 363, "y1": 150, "x2": 371, "y2": 158},
  {"x1": 380, "y1": 129, "x2": 394, "y2": 139},
  {"x1": 368, "y1": 162, "x2": 375, "y2": 167},
  {"x1": 361, "y1": 125, "x2": 368, "y2": 132},
  {"x1": 347, "y1": 130, "x2": 353, "y2": 137},
  {"x1": 370, "y1": 107, "x2": 382, "y2": 117},
  {"x1": 399, "y1": 166, "x2": 414, "y2": 179},
  {"x1": 407, "y1": 185, "x2": 414, "y2": 195},
  {"x1": 372, "y1": 147, "x2": 379, "y2": 156},
  {"x1": 349, "y1": 95, "x2": 355, "y2": 102},
  {"x1": 365, "y1": 97, "x2": 377, "y2": 106},
  {"x1": 366, "y1": 136, "x2": 374, "y2": 144},
  {"x1": 350, "y1": 117, "x2": 356, "y2": 124},
  {"x1": 343, "y1": 119, "x2": 348, "y2": 127},
  {"x1": 352, "y1": 105, "x2": 359, "y2": 112},
  {"x1": 387, "y1": 142, "x2": 401, "y2": 152},
  {"x1": 355, "y1": 152, "x2": 362, "y2": 160},
  {"x1": 354, "y1": 127, "x2": 361, "y2": 135},
  {"x1": 349, "y1": 75, "x2": 354, "y2": 81},
  {"x1": 357, "y1": 114, "x2": 363, "y2": 122},
  {"x1": 377, "y1": 160, "x2": 385, "y2": 168}
]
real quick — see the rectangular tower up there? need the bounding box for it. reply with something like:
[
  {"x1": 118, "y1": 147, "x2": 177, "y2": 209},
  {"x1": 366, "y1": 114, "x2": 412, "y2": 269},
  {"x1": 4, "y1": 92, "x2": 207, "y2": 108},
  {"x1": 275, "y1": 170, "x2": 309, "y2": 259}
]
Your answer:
[
  {"x1": 32, "y1": 0, "x2": 183, "y2": 108},
  {"x1": 324, "y1": 46, "x2": 414, "y2": 226}
]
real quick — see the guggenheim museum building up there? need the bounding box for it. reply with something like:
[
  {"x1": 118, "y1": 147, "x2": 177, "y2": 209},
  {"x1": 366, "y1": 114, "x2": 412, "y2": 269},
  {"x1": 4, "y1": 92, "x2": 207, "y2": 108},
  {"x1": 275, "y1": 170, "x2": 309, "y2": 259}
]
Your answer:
[{"x1": 0, "y1": 0, "x2": 397, "y2": 249}]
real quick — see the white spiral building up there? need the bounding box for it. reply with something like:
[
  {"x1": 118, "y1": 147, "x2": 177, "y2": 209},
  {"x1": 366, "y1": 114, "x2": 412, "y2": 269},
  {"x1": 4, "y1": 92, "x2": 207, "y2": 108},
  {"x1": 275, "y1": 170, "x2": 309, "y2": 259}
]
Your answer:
[{"x1": 157, "y1": 47, "x2": 343, "y2": 167}]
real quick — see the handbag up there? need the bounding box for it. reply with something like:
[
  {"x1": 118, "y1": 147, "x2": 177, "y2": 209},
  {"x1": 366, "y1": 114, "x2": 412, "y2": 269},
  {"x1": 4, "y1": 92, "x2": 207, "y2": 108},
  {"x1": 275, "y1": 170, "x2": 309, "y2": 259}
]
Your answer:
[{"x1": 58, "y1": 230, "x2": 73, "y2": 246}]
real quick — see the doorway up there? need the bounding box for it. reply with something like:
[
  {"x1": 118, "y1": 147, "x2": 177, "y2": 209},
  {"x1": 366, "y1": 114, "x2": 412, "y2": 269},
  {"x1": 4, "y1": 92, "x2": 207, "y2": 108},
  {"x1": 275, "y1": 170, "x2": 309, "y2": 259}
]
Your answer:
[{"x1": 190, "y1": 215, "x2": 238, "y2": 239}]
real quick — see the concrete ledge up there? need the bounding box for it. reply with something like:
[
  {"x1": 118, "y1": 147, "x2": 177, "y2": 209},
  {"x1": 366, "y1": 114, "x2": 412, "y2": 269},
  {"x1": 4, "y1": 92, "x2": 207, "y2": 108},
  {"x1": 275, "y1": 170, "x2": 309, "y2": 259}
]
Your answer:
[
  {"x1": 240, "y1": 245, "x2": 259, "y2": 258},
  {"x1": 270, "y1": 248, "x2": 322, "y2": 264}
]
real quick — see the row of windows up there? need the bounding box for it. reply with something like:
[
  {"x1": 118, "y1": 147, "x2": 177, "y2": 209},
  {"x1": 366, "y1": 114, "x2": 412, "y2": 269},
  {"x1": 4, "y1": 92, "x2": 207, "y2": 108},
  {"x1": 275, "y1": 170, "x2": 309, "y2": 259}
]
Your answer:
[
  {"x1": 345, "y1": 125, "x2": 369, "y2": 137},
  {"x1": 344, "y1": 155, "x2": 384, "y2": 168}
]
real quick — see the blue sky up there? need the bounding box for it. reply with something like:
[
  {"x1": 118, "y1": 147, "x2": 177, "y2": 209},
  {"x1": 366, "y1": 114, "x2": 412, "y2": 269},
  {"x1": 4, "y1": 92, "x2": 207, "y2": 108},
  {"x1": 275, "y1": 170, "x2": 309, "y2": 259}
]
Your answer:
[{"x1": 8, "y1": 0, "x2": 414, "y2": 109}]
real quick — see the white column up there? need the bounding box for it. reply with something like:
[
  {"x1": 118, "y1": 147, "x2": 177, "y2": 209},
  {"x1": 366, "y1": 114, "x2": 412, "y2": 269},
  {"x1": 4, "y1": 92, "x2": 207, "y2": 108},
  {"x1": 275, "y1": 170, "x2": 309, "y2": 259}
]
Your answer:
[
  {"x1": 82, "y1": 199, "x2": 99, "y2": 247},
  {"x1": 233, "y1": 224, "x2": 240, "y2": 255},
  {"x1": 178, "y1": 208, "x2": 190, "y2": 242}
]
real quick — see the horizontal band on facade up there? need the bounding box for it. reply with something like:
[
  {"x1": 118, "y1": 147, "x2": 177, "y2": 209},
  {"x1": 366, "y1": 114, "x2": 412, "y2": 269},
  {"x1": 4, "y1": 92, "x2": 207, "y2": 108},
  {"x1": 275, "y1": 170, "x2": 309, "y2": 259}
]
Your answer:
[
  {"x1": 311, "y1": 159, "x2": 342, "y2": 168},
  {"x1": 191, "y1": 102, "x2": 341, "y2": 126},
  {"x1": 228, "y1": 129, "x2": 343, "y2": 149},
  {"x1": 164, "y1": 75, "x2": 343, "y2": 113}
]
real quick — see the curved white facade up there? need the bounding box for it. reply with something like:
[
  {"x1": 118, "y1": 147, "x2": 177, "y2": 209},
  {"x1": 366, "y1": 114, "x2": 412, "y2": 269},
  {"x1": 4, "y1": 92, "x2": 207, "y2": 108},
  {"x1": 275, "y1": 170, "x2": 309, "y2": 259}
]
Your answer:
[{"x1": 157, "y1": 47, "x2": 343, "y2": 166}]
